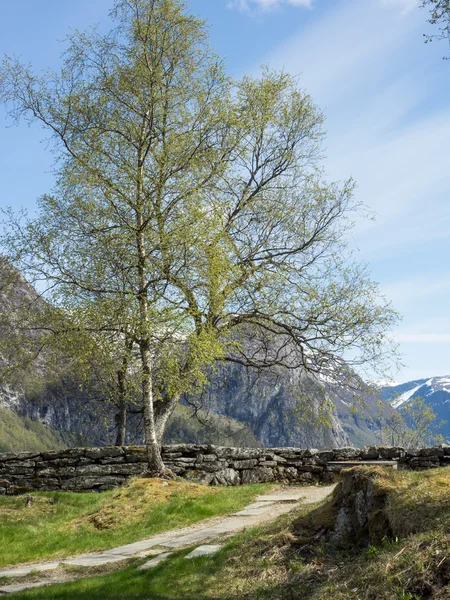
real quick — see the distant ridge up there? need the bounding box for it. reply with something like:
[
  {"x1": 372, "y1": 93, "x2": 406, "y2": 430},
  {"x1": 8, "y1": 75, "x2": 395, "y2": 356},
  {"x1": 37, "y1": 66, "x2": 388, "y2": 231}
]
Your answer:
[{"x1": 381, "y1": 376, "x2": 450, "y2": 441}]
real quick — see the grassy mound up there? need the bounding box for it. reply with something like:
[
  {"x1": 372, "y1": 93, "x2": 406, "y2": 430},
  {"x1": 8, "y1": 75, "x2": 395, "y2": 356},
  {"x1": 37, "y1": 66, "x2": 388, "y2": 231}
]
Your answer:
[
  {"x1": 0, "y1": 478, "x2": 271, "y2": 568},
  {"x1": 70, "y1": 478, "x2": 213, "y2": 531}
]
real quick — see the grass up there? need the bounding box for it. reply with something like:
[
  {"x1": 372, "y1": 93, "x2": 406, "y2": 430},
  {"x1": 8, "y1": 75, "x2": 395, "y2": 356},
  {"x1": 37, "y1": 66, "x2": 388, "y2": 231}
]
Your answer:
[
  {"x1": 8, "y1": 467, "x2": 450, "y2": 600},
  {"x1": 0, "y1": 478, "x2": 271, "y2": 567}
]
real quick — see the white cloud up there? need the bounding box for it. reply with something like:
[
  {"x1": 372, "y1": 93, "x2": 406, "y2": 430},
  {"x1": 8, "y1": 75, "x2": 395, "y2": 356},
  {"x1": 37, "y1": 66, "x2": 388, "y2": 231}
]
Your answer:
[
  {"x1": 228, "y1": 0, "x2": 416, "y2": 18},
  {"x1": 227, "y1": 0, "x2": 312, "y2": 16},
  {"x1": 232, "y1": 0, "x2": 449, "y2": 380}
]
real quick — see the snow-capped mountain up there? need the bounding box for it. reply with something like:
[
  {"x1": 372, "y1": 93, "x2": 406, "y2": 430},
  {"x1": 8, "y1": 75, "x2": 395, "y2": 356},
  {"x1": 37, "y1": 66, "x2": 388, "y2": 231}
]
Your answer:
[{"x1": 381, "y1": 376, "x2": 450, "y2": 441}]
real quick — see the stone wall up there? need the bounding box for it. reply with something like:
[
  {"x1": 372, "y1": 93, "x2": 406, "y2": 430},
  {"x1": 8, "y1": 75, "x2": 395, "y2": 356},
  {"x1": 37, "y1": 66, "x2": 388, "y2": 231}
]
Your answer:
[{"x1": 1, "y1": 444, "x2": 450, "y2": 494}]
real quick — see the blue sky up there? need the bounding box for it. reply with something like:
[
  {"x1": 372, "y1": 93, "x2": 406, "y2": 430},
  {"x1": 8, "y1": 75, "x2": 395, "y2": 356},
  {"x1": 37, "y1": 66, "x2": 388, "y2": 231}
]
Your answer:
[{"x1": 0, "y1": 0, "x2": 449, "y2": 382}]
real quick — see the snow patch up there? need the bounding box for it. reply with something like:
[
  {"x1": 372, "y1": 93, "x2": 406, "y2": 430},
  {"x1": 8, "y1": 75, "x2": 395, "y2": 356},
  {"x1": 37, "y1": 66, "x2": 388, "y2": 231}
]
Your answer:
[{"x1": 391, "y1": 383, "x2": 424, "y2": 409}]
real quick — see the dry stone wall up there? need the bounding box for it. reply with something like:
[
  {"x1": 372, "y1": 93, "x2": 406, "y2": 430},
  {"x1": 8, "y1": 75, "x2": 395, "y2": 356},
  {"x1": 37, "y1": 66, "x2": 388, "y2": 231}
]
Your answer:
[{"x1": 1, "y1": 444, "x2": 450, "y2": 494}]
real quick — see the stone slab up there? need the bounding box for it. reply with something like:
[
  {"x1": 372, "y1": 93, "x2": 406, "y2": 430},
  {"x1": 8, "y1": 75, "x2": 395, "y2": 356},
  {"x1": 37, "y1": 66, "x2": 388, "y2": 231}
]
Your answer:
[
  {"x1": 256, "y1": 492, "x2": 306, "y2": 503},
  {"x1": 236, "y1": 501, "x2": 275, "y2": 510},
  {"x1": 133, "y1": 547, "x2": 168, "y2": 559},
  {"x1": 0, "y1": 581, "x2": 65, "y2": 594},
  {"x1": 0, "y1": 562, "x2": 59, "y2": 579},
  {"x1": 137, "y1": 552, "x2": 172, "y2": 570},
  {"x1": 185, "y1": 545, "x2": 222, "y2": 559},
  {"x1": 161, "y1": 529, "x2": 218, "y2": 548},
  {"x1": 101, "y1": 537, "x2": 168, "y2": 556},
  {"x1": 63, "y1": 553, "x2": 129, "y2": 567},
  {"x1": 233, "y1": 502, "x2": 276, "y2": 517}
]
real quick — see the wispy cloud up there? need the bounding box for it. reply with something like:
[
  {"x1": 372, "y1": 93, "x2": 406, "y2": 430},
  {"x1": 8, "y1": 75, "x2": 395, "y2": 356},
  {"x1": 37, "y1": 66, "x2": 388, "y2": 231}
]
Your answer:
[
  {"x1": 380, "y1": 0, "x2": 418, "y2": 14},
  {"x1": 228, "y1": 0, "x2": 417, "y2": 17},
  {"x1": 250, "y1": 0, "x2": 450, "y2": 380},
  {"x1": 257, "y1": 0, "x2": 450, "y2": 259},
  {"x1": 227, "y1": 0, "x2": 312, "y2": 16}
]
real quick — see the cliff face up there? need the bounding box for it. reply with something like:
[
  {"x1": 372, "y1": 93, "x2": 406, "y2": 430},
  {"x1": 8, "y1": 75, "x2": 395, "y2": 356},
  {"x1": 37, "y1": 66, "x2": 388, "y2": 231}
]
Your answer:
[
  {"x1": 1, "y1": 365, "x2": 353, "y2": 450},
  {"x1": 196, "y1": 362, "x2": 352, "y2": 449},
  {"x1": 0, "y1": 380, "x2": 116, "y2": 448}
]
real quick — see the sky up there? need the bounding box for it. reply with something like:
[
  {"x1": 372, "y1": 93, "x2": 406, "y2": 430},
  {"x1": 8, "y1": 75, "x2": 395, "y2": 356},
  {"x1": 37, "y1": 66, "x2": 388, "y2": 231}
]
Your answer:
[{"x1": 0, "y1": 0, "x2": 449, "y2": 383}]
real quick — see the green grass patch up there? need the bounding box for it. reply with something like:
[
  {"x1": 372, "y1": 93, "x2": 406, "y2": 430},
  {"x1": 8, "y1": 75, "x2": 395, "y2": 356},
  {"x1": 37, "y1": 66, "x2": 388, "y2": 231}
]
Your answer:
[
  {"x1": 0, "y1": 478, "x2": 271, "y2": 568},
  {"x1": 9, "y1": 467, "x2": 450, "y2": 600},
  {"x1": 3, "y1": 507, "x2": 315, "y2": 600}
]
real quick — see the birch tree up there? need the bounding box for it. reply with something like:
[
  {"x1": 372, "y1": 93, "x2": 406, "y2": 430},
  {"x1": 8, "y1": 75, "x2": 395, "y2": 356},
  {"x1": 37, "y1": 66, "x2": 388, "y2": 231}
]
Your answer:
[{"x1": 0, "y1": 0, "x2": 399, "y2": 475}]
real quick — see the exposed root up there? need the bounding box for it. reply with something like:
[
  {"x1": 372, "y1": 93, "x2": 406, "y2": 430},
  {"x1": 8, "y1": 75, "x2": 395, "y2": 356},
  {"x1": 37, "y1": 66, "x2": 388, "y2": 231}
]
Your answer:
[{"x1": 141, "y1": 467, "x2": 178, "y2": 481}]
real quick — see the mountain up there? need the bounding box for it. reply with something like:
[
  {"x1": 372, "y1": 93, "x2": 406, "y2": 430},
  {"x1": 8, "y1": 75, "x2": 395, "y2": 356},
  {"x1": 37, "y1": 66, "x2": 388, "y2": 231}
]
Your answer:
[
  {"x1": 187, "y1": 358, "x2": 387, "y2": 449},
  {"x1": 381, "y1": 376, "x2": 450, "y2": 442},
  {"x1": 0, "y1": 264, "x2": 385, "y2": 451}
]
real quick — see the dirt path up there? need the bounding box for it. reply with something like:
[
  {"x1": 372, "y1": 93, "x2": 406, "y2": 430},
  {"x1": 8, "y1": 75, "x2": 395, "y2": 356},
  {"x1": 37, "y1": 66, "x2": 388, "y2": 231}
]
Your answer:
[{"x1": 0, "y1": 484, "x2": 335, "y2": 595}]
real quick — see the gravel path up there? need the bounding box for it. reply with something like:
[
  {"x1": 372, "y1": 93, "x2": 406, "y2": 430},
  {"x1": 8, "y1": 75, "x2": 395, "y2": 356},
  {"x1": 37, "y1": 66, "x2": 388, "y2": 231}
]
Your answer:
[{"x1": 0, "y1": 484, "x2": 335, "y2": 595}]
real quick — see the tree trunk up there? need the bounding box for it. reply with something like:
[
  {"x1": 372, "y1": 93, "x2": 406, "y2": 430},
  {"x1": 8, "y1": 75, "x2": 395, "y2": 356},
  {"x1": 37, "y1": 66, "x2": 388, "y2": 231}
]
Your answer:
[
  {"x1": 135, "y1": 121, "x2": 173, "y2": 477},
  {"x1": 155, "y1": 394, "x2": 180, "y2": 446},
  {"x1": 115, "y1": 368, "x2": 127, "y2": 446},
  {"x1": 139, "y1": 339, "x2": 168, "y2": 475},
  {"x1": 114, "y1": 336, "x2": 133, "y2": 446}
]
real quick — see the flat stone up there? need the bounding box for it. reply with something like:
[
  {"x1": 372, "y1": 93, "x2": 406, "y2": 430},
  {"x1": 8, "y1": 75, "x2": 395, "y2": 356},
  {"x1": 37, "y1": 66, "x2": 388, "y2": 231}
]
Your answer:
[
  {"x1": 63, "y1": 553, "x2": 129, "y2": 567},
  {"x1": 233, "y1": 501, "x2": 275, "y2": 517},
  {"x1": 103, "y1": 537, "x2": 168, "y2": 556},
  {"x1": 0, "y1": 562, "x2": 59, "y2": 578},
  {"x1": 137, "y1": 552, "x2": 172, "y2": 570},
  {"x1": 256, "y1": 491, "x2": 305, "y2": 503},
  {"x1": 161, "y1": 529, "x2": 217, "y2": 548},
  {"x1": 161, "y1": 516, "x2": 258, "y2": 550},
  {"x1": 232, "y1": 507, "x2": 274, "y2": 517},
  {"x1": 199, "y1": 517, "x2": 259, "y2": 536},
  {"x1": 0, "y1": 581, "x2": 65, "y2": 594},
  {"x1": 185, "y1": 545, "x2": 222, "y2": 559},
  {"x1": 133, "y1": 547, "x2": 167, "y2": 559}
]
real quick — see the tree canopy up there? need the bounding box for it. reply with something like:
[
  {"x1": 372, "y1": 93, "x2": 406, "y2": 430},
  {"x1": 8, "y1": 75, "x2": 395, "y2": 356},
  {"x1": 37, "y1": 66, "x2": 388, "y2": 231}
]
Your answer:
[{"x1": 0, "y1": 0, "x2": 399, "y2": 473}]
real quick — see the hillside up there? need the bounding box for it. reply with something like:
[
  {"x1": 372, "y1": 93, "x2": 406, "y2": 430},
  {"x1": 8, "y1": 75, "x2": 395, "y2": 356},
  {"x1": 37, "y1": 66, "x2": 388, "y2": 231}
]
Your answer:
[
  {"x1": 0, "y1": 395, "x2": 260, "y2": 452},
  {"x1": 206, "y1": 361, "x2": 386, "y2": 448},
  {"x1": 0, "y1": 406, "x2": 66, "y2": 452}
]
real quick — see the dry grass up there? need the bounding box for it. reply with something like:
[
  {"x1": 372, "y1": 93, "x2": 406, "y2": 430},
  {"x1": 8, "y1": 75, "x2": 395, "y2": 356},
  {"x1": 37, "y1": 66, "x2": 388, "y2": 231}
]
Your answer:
[
  {"x1": 70, "y1": 478, "x2": 211, "y2": 531},
  {"x1": 0, "y1": 495, "x2": 57, "y2": 524}
]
